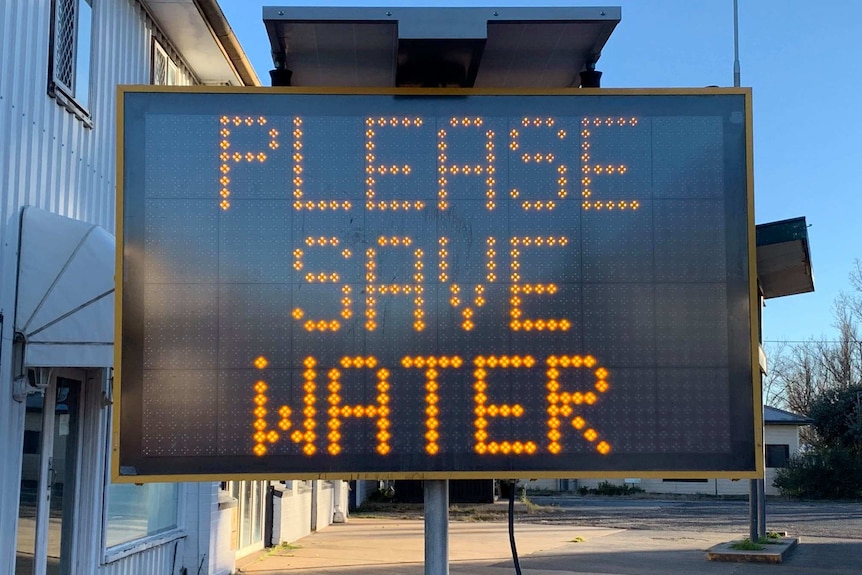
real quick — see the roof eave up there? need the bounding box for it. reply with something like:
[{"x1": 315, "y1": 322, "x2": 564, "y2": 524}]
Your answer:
[
  {"x1": 197, "y1": 0, "x2": 261, "y2": 86},
  {"x1": 142, "y1": 0, "x2": 260, "y2": 87},
  {"x1": 756, "y1": 217, "x2": 815, "y2": 300}
]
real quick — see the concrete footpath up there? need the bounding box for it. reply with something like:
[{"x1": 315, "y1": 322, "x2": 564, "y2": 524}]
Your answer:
[{"x1": 236, "y1": 518, "x2": 862, "y2": 574}]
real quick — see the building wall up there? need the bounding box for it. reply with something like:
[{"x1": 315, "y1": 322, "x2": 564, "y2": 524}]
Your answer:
[
  {"x1": 315, "y1": 481, "x2": 337, "y2": 530},
  {"x1": 0, "y1": 1, "x2": 201, "y2": 573},
  {"x1": 764, "y1": 425, "x2": 800, "y2": 494},
  {"x1": 571, "y1": 424, "x2": 803, "y2": 497},
  {"x1": 645, "y1": 478, "x2": 747, "y2": 496},
  {"x1": 0, "y1": 0, "x2": 194, "y2": 238},
  {"x1": 212, "y1": 490, "x2": 237, "y2": 575},
  {"x1": 272, "y1": 483, "x2": 314, "y2": 545},
  {"x1": 271, "y1": 481, "x2": 350, "y2": 545},
  {"x1": 350, "y1": 480, "x2": 380, "y2": 510},
  {"x1": 525, "y1": 479, "x2": 571, "y2": 492},
  {"x1": 0, "y1": 2, "x2": 345, "y2": 569},
  {"x1": 99, "y1": 544, "x2": 178, "y2": 575}
]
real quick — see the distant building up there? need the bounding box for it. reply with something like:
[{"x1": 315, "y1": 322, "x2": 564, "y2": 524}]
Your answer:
[
  {"x1": 0, "y1": 2, "x2": 346, "y2": 573},
  {"x1": 531, "y1": 406, "x2": 812, "y2": 497}
]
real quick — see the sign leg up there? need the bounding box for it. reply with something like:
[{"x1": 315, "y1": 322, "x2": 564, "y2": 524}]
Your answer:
[
  {"x1": 748, "y1": 479, "x2": 759, "y2": 541},
  {"x1": 425, "y1": 479, "x2": 449, "y2": 575},
  {"x1": 757, "y1": 478, "x2": 766, "y2": 536}
]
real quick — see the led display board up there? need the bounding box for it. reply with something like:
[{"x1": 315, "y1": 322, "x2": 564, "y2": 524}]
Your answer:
[{"x1": 116, "y1": 87, "x2": 759, "y2": 481}]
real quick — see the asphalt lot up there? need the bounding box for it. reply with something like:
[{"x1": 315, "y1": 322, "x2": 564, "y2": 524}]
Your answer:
[
  {"x1": 238, "y1": 513, "x2": 862, "y2": 575},
  {"x1": 523, "y1": 496, "x2": 862, "y2": 539},
  {"x1": 238, "y1": 497, "x2": 862, "y2": 574}
]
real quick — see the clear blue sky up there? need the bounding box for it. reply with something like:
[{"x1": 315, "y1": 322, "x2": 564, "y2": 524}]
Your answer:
[{"x1": 219, "y1": 0, "x2": 862, "y2": 346}]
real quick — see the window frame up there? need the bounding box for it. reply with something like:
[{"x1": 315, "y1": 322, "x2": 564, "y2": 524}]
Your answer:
[
  {"x1": 151, "y1": 37, "x2": 184, "y2": 87},
  {"x1": 151, "y1": 38, "x2": 169, "y2": 85},
  {"x1": 100, "y1": 407, "x2": 185, "y2": 562},
  {"x1": 102, "y1": 527, "x2": 187, "y2": 565},
  {"x1": 48, "y1": 0, "x2": 94, "y2": 125}
]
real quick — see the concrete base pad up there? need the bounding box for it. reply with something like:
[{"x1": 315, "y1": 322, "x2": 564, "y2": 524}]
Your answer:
[{"x1": 707, "y1": 537, "x2": 799, "y2": 563}]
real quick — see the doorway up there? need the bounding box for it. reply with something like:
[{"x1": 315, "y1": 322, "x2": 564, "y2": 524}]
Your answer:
[
  {"x1": 227, "y1": 480, "x2": 268, "y2": 557},
  {"x1": 15, "y1": 371, "x2": 83, "y2": 575}
]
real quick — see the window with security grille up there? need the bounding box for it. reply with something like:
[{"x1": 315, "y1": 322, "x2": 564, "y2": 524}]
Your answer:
[
  {"x1": 152, "y1": 39, "x2": 181, "y2": 86},
  {"x1": 50, "y1": 0, "x2": 92, "y2": 111},
  {"x1": 152, "y1": 41, "x2": 169, "y2": 86}
]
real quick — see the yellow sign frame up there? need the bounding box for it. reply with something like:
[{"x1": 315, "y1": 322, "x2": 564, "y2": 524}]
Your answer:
[{"x1": 114, "y1": 86, "x2": 760, "y2": 482}]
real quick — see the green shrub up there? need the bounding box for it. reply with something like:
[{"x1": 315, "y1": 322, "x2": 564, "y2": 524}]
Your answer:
[
  {"x1": 773, "y1": 447, "x2": 862, "y2": 499},
  {"x1": 578, "y1": 481, "x2": 644, "y2": 496},
  {"x1": 808, "y1": 384, "x2": 862, "y2": 452}
]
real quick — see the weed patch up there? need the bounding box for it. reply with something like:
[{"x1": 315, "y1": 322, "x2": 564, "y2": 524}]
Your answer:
[{"x1": 729, "y1": 539, "x2": 765, "y2": 551}]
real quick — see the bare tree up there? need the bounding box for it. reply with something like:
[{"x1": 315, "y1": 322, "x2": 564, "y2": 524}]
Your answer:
[
  {"x1": 784, "y1": 341, "x2": 830, "y2": 415},
  {"x1": 846, "y1": 258, "x2": 862, "y2": 320},
  {"x1": 765, "y1": 260, "x2": 862, "y2": 445},
  {"x1": 762, "y1": 340, "x2": 790, "y2": 408}
]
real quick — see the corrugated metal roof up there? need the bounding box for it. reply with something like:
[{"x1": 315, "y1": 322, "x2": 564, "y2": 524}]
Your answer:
[{"x1": 764, "y1": 405, "x2": 813, "y2": 426}]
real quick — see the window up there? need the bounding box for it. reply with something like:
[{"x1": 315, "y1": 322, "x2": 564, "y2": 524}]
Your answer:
[
  {"x1": 152, "y1": 39, "x2": 180, "y2": 86},
  {"x1": 766, "y1": 444, "x2": 790, "y2": 468},
  {"x1": 662, "y1": 478, "x2": 708, "y2": 482},
  {"x1": 49, "y1": 0, "x2": 93, "y2": 115},
  {"x1": 22, "y1": 430, "x2": 40, "y2": 455},
  {"x1": 103, "y1": 483, "x2": 179, "y2": 548}
]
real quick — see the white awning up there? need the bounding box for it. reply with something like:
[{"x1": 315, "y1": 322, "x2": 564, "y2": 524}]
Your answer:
[{"x1": 15, "y1": 207, "x2": 114, "y2": 367}]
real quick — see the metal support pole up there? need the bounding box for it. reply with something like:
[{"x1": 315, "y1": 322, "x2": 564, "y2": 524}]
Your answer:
[
  {"x1": 757, "y1": 478, "x2": 767, "y2": 537},
  {"x1": 748, "y1": 479, "x2": 759, "y2": 541},
  {"x1": 733, "y1": 0, "x2": 741, "y2": 87},
  {"x1": 425, "y1": 480, "x2": 449, "y2": 575}
]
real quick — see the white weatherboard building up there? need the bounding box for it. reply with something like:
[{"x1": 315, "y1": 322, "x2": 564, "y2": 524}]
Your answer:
[
  {"x1": 530, "y1": 406, "x2": 812, "y2": 497},
  {"x1": 0, "y1": 1, "x2": 347, "y2": 573}
]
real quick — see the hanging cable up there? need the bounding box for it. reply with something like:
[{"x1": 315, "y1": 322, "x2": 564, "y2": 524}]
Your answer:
[{"x1": 506, "y1": 480, "x2": 522, "y2": 575}]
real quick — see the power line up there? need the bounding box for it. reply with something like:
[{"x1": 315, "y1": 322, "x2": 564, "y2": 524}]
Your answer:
[{"x1": 763, "y1": 340, "x2": 862, "y2": 344}]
